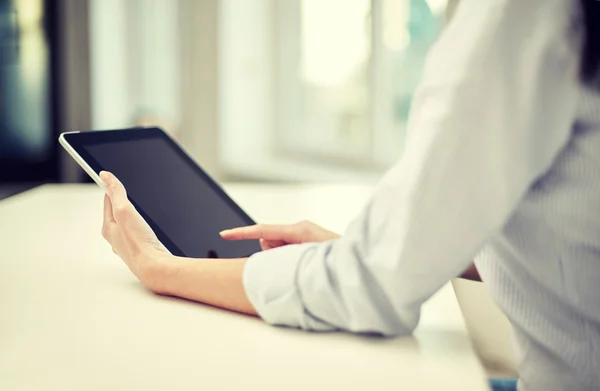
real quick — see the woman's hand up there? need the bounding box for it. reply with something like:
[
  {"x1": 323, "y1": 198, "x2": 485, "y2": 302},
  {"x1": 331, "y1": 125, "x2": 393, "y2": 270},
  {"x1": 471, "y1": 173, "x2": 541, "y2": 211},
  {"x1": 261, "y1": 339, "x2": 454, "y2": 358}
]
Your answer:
[
  {"x1": 100, "y1": 171, "x2": 170, "y2": 291},
  {"x1": 99, "y1": 171, "x2": 256, "y2": 314},
  {"x1": 220, "y1": 220, "x2": 339, "y2": 250}
]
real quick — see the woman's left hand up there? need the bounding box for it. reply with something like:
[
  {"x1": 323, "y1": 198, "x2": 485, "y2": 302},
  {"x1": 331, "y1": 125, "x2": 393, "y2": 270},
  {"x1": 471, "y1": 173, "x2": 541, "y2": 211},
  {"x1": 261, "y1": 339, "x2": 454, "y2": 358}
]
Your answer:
[
  {"x1": 99, "y1": 171, "x2": 256, "y2": 314},
  {"x1": 100, "y1": 171, "x2": 170, "y2": 291}
]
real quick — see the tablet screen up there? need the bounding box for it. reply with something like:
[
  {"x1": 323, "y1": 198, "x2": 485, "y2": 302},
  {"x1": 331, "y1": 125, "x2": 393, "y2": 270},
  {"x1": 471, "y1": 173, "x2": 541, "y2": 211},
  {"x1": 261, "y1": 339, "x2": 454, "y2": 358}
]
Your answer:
[{"x1": 66, "y1": 128, "x2": 261, "y2": 259}]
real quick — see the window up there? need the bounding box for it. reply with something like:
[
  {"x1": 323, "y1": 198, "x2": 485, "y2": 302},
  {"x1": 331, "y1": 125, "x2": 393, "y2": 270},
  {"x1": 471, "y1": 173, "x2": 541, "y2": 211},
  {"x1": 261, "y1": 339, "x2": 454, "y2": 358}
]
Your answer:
[
  {"x1": 89, "y1": 0, "x2": 180, "y2": 136},
  {"x1": 87, "y1": 0, "x2": 450, "y2": 182},
  {"x1": 275, "y1": 0, "x2": 447, "y2": 167},
  {"x1": 276, "y1": 0, "x2": 372, "y2": 163}
]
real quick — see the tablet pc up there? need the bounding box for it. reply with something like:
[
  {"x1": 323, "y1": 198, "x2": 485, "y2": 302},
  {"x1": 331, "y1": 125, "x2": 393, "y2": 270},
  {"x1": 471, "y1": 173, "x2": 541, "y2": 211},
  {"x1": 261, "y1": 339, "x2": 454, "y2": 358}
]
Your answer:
[{"x1": 59, "y1": 127, "x2": 261, "y2": 259}]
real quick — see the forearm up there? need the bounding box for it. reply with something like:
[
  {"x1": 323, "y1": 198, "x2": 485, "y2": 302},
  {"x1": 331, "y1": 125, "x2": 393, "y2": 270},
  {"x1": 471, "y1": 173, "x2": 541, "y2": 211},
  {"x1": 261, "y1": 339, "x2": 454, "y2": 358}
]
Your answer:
[{"x1": 147, "y1": 255, "x2": 257, "y2": 316}]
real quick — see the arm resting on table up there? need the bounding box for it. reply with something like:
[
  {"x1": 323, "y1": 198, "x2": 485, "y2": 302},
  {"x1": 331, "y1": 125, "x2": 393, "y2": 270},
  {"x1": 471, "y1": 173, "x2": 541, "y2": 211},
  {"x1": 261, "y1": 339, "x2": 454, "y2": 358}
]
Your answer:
[
  {"x1": 150, "y1": 255, "x2": 257, "y2": 316},
  {"x1": 240, "y1": 0, "x2": 578, "y2": 336},
  {"x1": 137, "y1": 0, "x2": 575, "y2": 334}
]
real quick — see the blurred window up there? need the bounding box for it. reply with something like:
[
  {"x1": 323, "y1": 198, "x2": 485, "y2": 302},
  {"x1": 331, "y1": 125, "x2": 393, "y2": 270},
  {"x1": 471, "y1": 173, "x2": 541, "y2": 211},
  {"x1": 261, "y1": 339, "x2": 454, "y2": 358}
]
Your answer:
[
  {"x1": 0, "y1": 0, "x2": 50, "y2": 160},
  {"x1": 87, "y1": 0, "x2": 448, "y2": 181},
  {"x1": 275, "y1": 0, "x2": 446, "y2": 167},
  {"x1": 89, "y1": 0, "x2": 180, "y2": 136}
]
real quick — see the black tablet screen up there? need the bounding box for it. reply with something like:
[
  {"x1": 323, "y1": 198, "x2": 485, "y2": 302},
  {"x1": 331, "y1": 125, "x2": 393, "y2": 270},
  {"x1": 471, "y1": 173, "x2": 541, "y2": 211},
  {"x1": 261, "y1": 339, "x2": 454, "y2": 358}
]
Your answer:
[{"x1": 73, "y1": 130, "x2": 261, "y2": 258}]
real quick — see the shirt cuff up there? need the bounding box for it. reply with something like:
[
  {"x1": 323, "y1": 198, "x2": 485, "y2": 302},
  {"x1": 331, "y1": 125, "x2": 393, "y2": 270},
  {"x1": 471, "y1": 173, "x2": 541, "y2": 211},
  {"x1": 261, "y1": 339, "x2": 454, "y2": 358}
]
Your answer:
[{"x1": 243, "y1": 243, "x2": 336, "y2": 331}]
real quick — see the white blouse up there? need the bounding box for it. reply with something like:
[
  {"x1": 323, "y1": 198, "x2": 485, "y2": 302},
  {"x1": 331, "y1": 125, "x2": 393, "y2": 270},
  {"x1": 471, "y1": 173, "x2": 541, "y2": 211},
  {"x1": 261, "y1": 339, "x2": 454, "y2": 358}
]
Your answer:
[{"x1": 244, "y1": 1, "x2": 600, "y2": 390}]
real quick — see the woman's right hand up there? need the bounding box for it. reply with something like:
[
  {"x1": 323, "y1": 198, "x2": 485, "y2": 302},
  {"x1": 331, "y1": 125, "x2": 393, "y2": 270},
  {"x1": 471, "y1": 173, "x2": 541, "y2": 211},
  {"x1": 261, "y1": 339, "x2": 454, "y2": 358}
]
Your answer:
[{"x1": 220, "y1": 221, "x2": 339, "y2": 251}]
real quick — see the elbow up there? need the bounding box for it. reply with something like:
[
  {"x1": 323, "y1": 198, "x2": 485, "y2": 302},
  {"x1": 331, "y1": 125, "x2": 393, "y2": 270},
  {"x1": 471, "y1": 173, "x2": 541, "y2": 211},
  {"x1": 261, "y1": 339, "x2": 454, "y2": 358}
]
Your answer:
[
  {"x1": 345, "y1": 318, "x2": 417, "y2": 338},
  {"x1": 340, "y1": 302, "x2": 421, "y2": 337},
  {"x1": 293, "y1": 296, "x2": 420, "y2": 337}
]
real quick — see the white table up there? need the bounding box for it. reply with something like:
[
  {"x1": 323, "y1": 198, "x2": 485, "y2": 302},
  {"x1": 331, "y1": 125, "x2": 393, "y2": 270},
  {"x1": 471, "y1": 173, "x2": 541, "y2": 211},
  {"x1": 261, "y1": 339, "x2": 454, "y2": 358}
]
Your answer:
[{"x1": 0, "y1": 184, "x2": 489, "y2": 391}]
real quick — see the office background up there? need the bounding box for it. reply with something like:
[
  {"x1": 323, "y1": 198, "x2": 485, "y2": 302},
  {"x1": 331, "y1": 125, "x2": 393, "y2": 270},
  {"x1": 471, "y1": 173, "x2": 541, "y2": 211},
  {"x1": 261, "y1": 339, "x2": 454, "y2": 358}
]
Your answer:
[{"x1": 0, "y1": 0, "x2": 460, "y2": 197}]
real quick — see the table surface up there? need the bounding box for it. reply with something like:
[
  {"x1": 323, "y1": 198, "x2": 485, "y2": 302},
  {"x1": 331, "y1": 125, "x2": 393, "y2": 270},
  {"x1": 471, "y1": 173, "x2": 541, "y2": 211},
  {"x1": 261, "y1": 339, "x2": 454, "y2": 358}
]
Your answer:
[{"x1": 0, "y1": 184, "x2": 488, "y2": 391}]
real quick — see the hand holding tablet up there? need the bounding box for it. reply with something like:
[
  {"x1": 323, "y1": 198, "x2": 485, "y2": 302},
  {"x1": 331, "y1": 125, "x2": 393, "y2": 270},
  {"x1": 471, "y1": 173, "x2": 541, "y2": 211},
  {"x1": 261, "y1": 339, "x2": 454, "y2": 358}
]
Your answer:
[
  {"x1": 59, "y1": 127, "x2": 339, "y2": 315},
  {"x1": 100, "y1": 171, "x2": 172, "y2": 284},
  {"x1": 60, "y1": 127, "x2": 261, "y2": 259}
]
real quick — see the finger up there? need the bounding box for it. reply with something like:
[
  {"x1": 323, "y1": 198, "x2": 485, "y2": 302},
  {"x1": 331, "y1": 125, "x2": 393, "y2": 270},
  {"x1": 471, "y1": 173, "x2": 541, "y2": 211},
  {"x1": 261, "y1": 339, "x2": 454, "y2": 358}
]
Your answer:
[
  {"x1": 220, "y1": 224, "x2": 299, "y2": 242},
  {"x1": 100, "y1": 171, "x2": 131, "y2": 222},
  {"x1": 100, "y1": 171, "x2": 127, "y2": 203},
  {"x1": 259, "y1": 238, "x2": 269, "y2": 251},
  {"x1": 102, "y1": 194, "x2": 116, "y2": 240},
  {"x1": 103, "y1": 194, "x2": 115, "y2": 223},
  {"x1": 101, "y1": 220, "x2": 117, "y2": 243},
  {"x1": 220, "y1": 225, "x2": 267, "y2": 240}
]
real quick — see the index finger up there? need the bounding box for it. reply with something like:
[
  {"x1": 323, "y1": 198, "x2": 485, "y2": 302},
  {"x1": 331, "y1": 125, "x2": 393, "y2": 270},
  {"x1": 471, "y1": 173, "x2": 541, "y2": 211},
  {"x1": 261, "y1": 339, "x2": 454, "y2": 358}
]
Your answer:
[{"x1": 220, "y1": 224, "x2": 298, "y2": 242}]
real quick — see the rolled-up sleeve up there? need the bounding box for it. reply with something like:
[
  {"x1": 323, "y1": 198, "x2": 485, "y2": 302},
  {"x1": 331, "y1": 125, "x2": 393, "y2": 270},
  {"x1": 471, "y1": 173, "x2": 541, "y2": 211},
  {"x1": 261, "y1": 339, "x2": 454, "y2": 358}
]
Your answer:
[
  {"x1": 244, "y1": 243, "x2": 336, "y2": 331},
  {"x1": 244, "y1": 0, "x2": 580, "y2": 336}
]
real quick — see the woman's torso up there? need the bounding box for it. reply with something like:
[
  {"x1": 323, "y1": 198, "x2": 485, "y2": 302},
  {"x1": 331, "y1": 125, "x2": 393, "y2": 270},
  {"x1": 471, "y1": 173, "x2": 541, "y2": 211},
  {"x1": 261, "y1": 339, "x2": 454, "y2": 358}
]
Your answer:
[{"x1": 476, "y1": 86, "x2": 600, "y2": 391}]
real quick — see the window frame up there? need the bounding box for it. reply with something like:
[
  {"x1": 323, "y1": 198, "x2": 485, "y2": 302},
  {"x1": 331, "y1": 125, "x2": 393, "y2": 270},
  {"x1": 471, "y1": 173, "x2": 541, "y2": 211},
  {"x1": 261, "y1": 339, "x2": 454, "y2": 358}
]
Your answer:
[
  {"x1": 271, "y1": 0, "x2": 450, "y2": 170},
  {"x1": 272, "y1": 0, "x2": 382, "y2": 169}
]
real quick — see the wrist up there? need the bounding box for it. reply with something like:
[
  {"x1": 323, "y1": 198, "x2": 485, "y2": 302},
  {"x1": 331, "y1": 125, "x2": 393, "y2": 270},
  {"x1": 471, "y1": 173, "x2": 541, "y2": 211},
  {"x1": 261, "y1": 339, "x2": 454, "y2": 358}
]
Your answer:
[{"x1": 136, "y1": 251, "x2": 174, "y2": 294}]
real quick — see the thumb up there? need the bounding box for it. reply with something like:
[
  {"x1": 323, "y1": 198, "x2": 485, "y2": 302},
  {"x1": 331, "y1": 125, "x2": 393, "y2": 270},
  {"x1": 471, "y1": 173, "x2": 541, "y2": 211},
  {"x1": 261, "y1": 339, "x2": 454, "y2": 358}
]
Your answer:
[{"x1": 260, "y1": 238, "x2": 288, "y2": 251}]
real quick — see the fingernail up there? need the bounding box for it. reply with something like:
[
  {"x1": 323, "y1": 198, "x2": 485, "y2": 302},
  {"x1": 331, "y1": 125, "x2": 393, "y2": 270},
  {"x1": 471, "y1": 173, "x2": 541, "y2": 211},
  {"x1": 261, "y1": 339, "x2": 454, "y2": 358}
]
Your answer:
[
  {"x1": 99, "y1": 171, "x2": 109, "y2": 182},
  {"x1": 219, "y1": 229, "x2": 230, "y2": 235}
]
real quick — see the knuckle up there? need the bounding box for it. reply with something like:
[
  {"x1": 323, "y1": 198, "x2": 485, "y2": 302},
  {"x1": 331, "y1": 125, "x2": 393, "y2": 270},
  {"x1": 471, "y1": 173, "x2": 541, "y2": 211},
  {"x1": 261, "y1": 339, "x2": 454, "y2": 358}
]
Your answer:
[
  {"x1": 254, "y1": 224, "x2": 268, "y2": 236},
  {"x1": 101, "y1": 225, "x2": 113, "y2": 241},
  {"x1": 299, "y1": 220, "x2": 313, "y2": 227},
  {"x1": 114, "y1": 204, "x2": 130, "y2": 218},
  {"x1": 296, "y1": 222, "x2": 311, "y2": 237},
  {"x1": 106, "y1": 183, "x2": 117, "y2": 196},
  {"x1": 300, "y1": 225, "x2": 311, "y2": 236}
]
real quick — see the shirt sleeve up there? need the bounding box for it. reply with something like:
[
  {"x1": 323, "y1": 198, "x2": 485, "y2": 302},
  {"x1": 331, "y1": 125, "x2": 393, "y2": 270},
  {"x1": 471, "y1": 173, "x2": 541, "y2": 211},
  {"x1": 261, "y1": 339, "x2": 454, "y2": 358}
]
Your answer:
[{"x1": 243, "y1": 0, "x2": 582, "y2": 336}]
